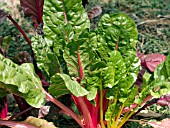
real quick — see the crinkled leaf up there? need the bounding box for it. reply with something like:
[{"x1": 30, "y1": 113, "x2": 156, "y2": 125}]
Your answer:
[
  {"x1": 108, "y1": 50, "x2": 140, "y2": 89},
  {"x1": 160, "y1": 54, "x2": 170, "y2": 79},
  {"x1": 43, "y1": 0, "x2": 90, "y2": 54},
  {"x1": 48, "y1": 73, "x2": 70, "y2": 98},
  {"x1": 0, "y1": 54, "x2": 45, "y2": 108},
  {"x1": 20, "y1": 0, "x2": 44, "y2": 25},
  {"x1": 95, "y1": 13, "x2": 138, "y2": 60},
  {"x1": 123, "y1": 86, "x2": 138, "y2": 106},
  {"x1": 49, "y1": 73, "x2": 88, "y2": 97},
  {"x1": 86, "y1": 87, "x2": 97, "y2": 101},
  {"x1": 105, "y1": 103, "x2": 119, "y2": 122},
  {"x1": 157, "y1": 94, "x2": 170, "y2": 108},
  {"x1": 98, "y1": 13, "x2": 138, "y2": 44},
  {"x1": 63, "y1": 32, "x2": 95, "y2": 78},
  {"x1": 32, "y1": 36, "x2": 61, "y2": 78},
  {"x1": 140, "y1": 53, "x2": 166, "y2": 72},
  {"x1": 24, "y1": 116, "x2": 57, "y2": 128},
  {"x1": 86, "y1": 50, "x2": 140, "y2": 102},
  {"x1": 136, "y1": 62, "x2": 170, "y2": 104}
]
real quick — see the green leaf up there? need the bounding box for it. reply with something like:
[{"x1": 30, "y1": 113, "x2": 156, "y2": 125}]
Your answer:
[
  {"x1": 32, "y1": 36, "x2": 61, "y2": 78},
  {"x1": 63, "y1": 34, "x2": 95, "y2": 78},
  {"x1": 43, "y1": 0, "x2": 90, "y2": 54},
  {"x1": 49, "y1": 73, "x2": 88, "y2": 97},
  {"x1": 98, "y1": 13, "x2": 138, "y2": 45},
  {"x1": 86, "y1": 87, "x2": 97, "y2": 101},
  {"x1": 25, "y1": 116, "x2": 58, "y2": 128},
  {"x1": 0, "y1": 54, "x2": 46, "y2": 108},
  {"x1": 136, "y1": 63, "x2": 170, "y2": 104},
  {"x1": 105, "y1": 103, "x2": 119, "y2": 122},
  {"x1": 96, "y1": 13, "x2": 138, "y2": 61},
  {"x1": 123, "y1": 86, "x2": 138, "y2": 106},
  {"x1": 48, "y1": 73, "x2": 70, "y2": 98},
  {"x1": 0, "y1": 86, "x2": 9, "y2": 97}
]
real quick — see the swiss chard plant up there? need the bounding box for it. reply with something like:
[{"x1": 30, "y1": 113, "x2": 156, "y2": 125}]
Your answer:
[{"x1": 0, "y1": 0, "x2": 170, "y2": 128}]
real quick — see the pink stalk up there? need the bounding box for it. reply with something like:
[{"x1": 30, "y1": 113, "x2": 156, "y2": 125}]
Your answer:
[
  {"x1": 9, "y1": 107, "x2": 33, "y2": 121},
  {"x1": 77, "y1": 51, "x2": 84, "y2": 79},
  {"x1": 0, "y1": 120, "x2": 38, "y2": 128},
  {"x1": 75, "y1": 50, "x2": 94, "y2": 127},
  {"x1": 0, "y1": 97, "x2": 8, "y2": 120},
  {"x1": 73, "y1": 96, "x2": 94, "y2": 128},
  {"x1": 43, "y1": 89, "x2": 84, "y2": 128}
]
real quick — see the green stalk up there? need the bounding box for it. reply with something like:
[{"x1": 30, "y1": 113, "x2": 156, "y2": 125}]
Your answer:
[
  {"x1": 110, "y1": 92, "x2": 118, "y2": 128},
  {"x1": 117, "y1": 104, "x2": 140, "y2": 128},
  {"x1": 114, "y1": 103, "x2": 125, "y2": 126},
  {"x1": 100, "y1": 72, "x2": 106, "y2": 128},
  {"x1": 117, "y1": 110, "x2": 136, "y2": 128}
]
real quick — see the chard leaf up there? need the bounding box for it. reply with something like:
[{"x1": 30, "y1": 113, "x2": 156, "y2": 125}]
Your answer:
[
  {"x1": 49, "y1": 73, "x2": 88, "y2": 98},
  {"x1": 96, "y1": 13, "x2": 138, "y2": 61},
  {"x1": 32, "y1": 36, "x2": 61, "y2": 78},
  {"x1": 48, "y1": 73, "x2": 70, "y2": 98},
  {"x1": 86, "y1": 87, "x2": 97, "y2": 101},
  {"x1": 63, "y1": 38, "x2": 94, "y2": 78},
  {"x1": 105, "y1": 103, "x2": 119, "y2": 122},
  {"x1": 0, "y1": 54, "x2": 45, "y2": 108},
  {"x1": 43, "y1": 0, "x2": 90, "y2": 54},
  {"x1": 123, "y1": 86, "x2": 138, "y2": 106},
  {"x1": 98, "y1": 13, "x2": 138, "y2": 45},
  {"x1": 148, "y1": 118, "x2": 170, "y2": 128},
  {"x1": 136, "y1": 61, "x2": 170, "y2": 104}
]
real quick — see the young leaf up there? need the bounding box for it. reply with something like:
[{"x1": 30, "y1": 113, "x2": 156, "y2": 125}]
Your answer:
[
  {"x1": 0, "y1": 54, "x2": 46, "y2": 108},
  {"x1": 49, "y1": 73, "x2": 88, "y2": 98}
]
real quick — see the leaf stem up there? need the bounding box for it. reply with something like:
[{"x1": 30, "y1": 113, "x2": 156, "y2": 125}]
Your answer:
[
  {"x1": 73, "y1": 96, "x2": 94, "y2": 128},
  {"x1": 114, "y1": 103, "x2": 124, "y2": 127},
  {"x1": 6, "y1": 15, "x2": 32, "y2": 46},
  {"x1": 100, "y1": 72, "x2": 106, "y2": 128},
  {"x1": 43, "y1": 89, "x2": 84, "y2": 128}
]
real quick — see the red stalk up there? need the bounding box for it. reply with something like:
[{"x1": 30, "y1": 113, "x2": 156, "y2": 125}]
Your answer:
[
  {"x1": 35, "y1": 0, "x2": 43, "y2": 23},
  {"x1": 77, "y1": 51, "x2": 84, "y2": 79},
  {"x1": 42, "y1": 89, "x2": 84, "y2": 128},
  {"x1": 0, "y1": 96, "x2": 8, "y2": 120},
  {"x1": 6, "y1": 15, "x2": 32, "y2": 46},
  {"x1": 0, "y1": 120, "x2": 38, "y2": 128},
  {"x1": 9, "y1": 107, "x2": 33, "y2": 121},
  {"x1": 73, "y1": 96, "x2": 94, "y2": 128},
  {"x1": 75, "y1": 50, "x2": 94, "y2": 127},
  {"x1": 13, "y1": 95, "x2": 24, "y2": 112}
]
